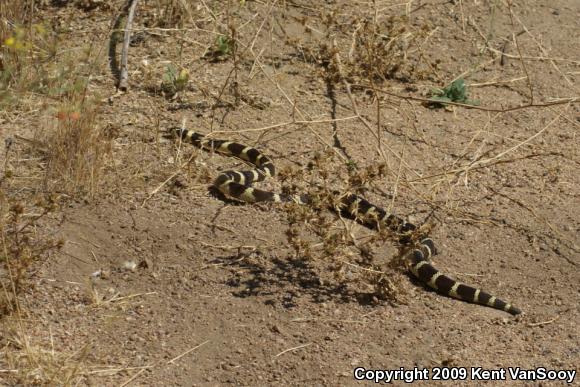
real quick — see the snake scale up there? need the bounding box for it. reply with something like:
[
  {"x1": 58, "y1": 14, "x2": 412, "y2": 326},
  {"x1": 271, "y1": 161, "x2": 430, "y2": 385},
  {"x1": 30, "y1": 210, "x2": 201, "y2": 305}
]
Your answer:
[{"x1": 173, "y1": 126, "x2": 522, "y2": 316}]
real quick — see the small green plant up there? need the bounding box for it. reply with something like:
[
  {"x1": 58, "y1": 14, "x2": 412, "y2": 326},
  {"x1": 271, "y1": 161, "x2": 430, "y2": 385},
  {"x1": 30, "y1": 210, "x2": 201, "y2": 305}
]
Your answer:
[
  {"x1": 345, "y1": 159, "x2": 358, "y2": 172},
  {"x1": 216, "y1": 35, "x2": 233, "y2": 56},
  {"x1": 161, "y1": 63, "x2": 189, "y2": 95},
  {"x1": 205, "y1": 35, "x2": 235, "y2": 62},
  {"x1": 428, "y1": 78, "x2": 479, "y2": 107}
]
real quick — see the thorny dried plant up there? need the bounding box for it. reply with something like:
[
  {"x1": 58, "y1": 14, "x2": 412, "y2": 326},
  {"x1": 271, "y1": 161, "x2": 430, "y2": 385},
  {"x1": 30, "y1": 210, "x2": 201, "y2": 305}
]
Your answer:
[
  {"x1": 284, "y1": 10, "x2": 437, "y2": 85},
  {"x1": 281, "y1": 150, "x2": 412, "y2": 304},
  {"x1": 345, "y1": 15, "x2": 437, "y2": 83},
  {"x1": 0, "y1": 194, "x2": 63, "y2": 315}
]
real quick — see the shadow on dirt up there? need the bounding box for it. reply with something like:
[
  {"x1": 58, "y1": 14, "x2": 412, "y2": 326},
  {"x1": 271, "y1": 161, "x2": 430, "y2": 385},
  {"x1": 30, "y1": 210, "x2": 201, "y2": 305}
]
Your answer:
[{"x1": 208, "y1": 250, "x2": 399, "y2": 308}]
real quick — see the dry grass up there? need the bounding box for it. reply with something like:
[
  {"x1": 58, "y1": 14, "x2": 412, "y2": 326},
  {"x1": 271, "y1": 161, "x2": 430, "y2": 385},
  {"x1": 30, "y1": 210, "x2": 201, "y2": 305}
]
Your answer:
[
  {"x1": 2, "y1": 0, "x2": 111, "y2": 197},
  {"x1": 1, "y1": 0, "x2": 112, "y2": 383},
  {"x1": 0, "y1": 321, "x2": 90, "y2": 385},
  {"x1": 39, "y1": 102, "x2": 111, "y2": 198},
  {"x1": 0, "y1": 193, "x2": 74, "y2": 384}
]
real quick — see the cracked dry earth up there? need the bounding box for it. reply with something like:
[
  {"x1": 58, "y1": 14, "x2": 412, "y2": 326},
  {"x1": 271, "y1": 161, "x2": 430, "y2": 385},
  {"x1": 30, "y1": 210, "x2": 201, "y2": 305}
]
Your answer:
[{"x1": 1, "y1": 0, "x2": 579, "y2": 386}]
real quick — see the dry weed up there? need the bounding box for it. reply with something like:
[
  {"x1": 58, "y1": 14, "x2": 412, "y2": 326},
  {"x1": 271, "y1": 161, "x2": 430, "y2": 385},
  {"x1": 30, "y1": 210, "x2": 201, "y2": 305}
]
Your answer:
[
  {"x1": 39, "y1": 102, "x2": 111, "y2": 198},
  {"x1": 2, "y1": 0, "x2": 112, "y2": 198},
  {"x1": 0, "y1": 322, "x2": 90, "y2": 385},
  {"x1": 0, "y1": 193, "x2": 62, "y2": 315},
  {"x1": 1, "y1": 2, "x2": 104, "y2": 383}
]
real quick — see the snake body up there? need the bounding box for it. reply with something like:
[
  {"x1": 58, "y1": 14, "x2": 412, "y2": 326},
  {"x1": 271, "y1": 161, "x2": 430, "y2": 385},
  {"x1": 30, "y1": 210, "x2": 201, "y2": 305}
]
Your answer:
[{"x1": 174, "y1": 127, "x2": 521, "y2": 315}]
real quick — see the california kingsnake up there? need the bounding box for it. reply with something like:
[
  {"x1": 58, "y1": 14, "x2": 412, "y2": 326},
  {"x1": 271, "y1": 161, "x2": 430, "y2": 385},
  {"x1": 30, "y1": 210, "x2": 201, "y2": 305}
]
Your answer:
[{"x1": 173, "y1": 127, "x2": 522, "y2": 316}]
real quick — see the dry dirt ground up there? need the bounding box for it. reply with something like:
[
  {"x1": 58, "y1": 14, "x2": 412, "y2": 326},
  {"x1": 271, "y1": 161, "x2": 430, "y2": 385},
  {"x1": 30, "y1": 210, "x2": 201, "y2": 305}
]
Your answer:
[{"x1": 1, "y1": 0, "x2": 579, "y2": 385}]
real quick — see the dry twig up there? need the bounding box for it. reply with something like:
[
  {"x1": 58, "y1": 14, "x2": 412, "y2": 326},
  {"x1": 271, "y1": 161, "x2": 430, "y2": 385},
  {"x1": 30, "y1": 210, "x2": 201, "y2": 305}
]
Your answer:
[{"x1": 118, "y1": 0, "x2": 140, "y2": 91}]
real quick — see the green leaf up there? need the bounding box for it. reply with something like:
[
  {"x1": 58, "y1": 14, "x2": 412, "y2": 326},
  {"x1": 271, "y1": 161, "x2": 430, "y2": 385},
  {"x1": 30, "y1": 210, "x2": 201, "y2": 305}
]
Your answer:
[{"x1": 428, "y1": 78, "x2": 479, "y2": 108}]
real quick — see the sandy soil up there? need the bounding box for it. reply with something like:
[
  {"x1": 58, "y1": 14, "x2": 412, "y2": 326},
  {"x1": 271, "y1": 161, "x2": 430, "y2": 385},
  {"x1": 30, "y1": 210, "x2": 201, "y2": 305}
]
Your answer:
[{"x1": 1, "y1": 0, "x2": 579, "y2": 385}]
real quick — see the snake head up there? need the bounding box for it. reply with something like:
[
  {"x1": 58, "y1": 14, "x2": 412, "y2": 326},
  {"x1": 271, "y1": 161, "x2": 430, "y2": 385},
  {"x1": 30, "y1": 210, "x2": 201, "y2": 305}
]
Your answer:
[{"x1": 164, "y1": 126, "x2": 186, "y2": 139}]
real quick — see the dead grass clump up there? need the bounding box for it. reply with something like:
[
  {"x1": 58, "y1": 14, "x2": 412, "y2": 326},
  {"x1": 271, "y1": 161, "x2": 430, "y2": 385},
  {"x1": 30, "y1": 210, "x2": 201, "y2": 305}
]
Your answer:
[
  {"x1": 0, "y1": 0, "x2": 26, "y2": 42},
  {"x1": 39, "y1": 102, "x2": 111, "y2": 198},
  {"x1": 0, "y1": 322, "x2": 90, "y2": 385}
]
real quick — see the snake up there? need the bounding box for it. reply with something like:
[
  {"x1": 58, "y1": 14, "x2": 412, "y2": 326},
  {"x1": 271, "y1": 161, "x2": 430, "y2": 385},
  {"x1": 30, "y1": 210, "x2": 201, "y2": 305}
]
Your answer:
[{"x1": 172, "y1": 126, "x2": 522, "y2": 316}]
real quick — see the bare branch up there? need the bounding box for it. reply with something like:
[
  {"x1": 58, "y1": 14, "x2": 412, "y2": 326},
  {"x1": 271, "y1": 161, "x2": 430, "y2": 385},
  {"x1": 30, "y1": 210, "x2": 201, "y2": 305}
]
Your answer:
[{"x1": 118, "y1": 0, "x2": 140, "y2": 91}]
